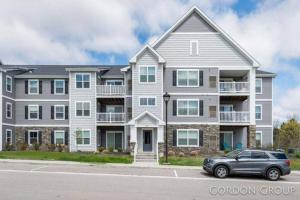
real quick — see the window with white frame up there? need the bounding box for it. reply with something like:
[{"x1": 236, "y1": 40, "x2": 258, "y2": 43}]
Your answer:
[
  {"x1": 139, "y1": 97, "x2": 156, "y2": 106},
  {"x1": 76, "y1": 73, "x2": 90, "y2": 88},
  {"x1": 256, "y1": 131, "x2": 262, "y2": 148},
  {"x1": 6, "y1": 76, "x2": 12, "y2": 92},
  {"x1": 6, "y1": 102, "x2": 12, "y2": 119},
  {"x1": 255, "y1": 105, "x2": 262, "y2": 120},
  {"x1": 177, "y1": 100, "x2": 199, "y2": 116},
  {"x1": 29, "y1": 80, "x2": 39, "y2": 94},
  {"x1": 255, "y1": 79, "x2": 262, "y2": 94},
  {"x1": 6, "y1": 129, "x2": 12, "y2": 144},
  {"x1": 177, "y1": 129, "x2": 199, "y2": 147},
  {"x1": 139, "y1": 66, "x2": 156, "y2": 83},
  {"x1": 28, "y1": 105, "x2": 39, "y2": 120},
  {"x1": 76, "y1": 102, "x2": 90, "y2": 117},
  {"x1": 76, "y1": 129, "x2": 90, "y2": 145},
  {"x1": 28, "y1": 130, "x2": 39, "y2": 144},
  {"x1": 190, "y1": 40, "x2": 199, "y2": 56},
  {"x1": 54, "y1": 80, "x2": 65, "y2": 94},
  {"x1": 55, "y1": 105, "x2": 65, "y2": 120},
  {"x1": 177, "y1": 70, "x2": 199, "y2": 87},
  {"x1": 54, "y1": 130, "x2": 65, "y2": 144}
]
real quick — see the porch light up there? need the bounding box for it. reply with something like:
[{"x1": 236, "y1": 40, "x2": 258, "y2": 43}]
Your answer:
[{"x1": 163, "y1": 92, "x2": 170, "y2": 103}]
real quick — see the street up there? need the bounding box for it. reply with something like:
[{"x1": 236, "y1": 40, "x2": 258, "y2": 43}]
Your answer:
[{"x1": 0, "y1": 161, "x2": 299, "y2": 200}]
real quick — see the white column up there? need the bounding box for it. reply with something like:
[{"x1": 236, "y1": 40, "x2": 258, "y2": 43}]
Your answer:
[
  {"x1": 249, "y1": 68, "x2": 256, "y2": 124},
  {"x1": 0, "y1": 72, "x2": 2, "y2": 151},
  {"x1": 130, "y1": 125, "x2": 137, "y2": 143},
  {"x1": 157, "y1": 126, "x2": 164, "y2": 143}
]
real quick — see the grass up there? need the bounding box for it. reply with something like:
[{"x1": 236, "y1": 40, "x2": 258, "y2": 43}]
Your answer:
[{"x1": 0, "y1": 151, "x2": 133, "y2": 164}]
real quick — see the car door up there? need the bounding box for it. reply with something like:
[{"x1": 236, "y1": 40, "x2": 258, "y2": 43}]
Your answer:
[
  {"x1": 249, "y1": 151, "x2": 270, "y2": 174},
  {"x1": 229, "y1": 150, "x2": 253, "y2": 174}
]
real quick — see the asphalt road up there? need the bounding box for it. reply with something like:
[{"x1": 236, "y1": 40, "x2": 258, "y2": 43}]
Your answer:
[{"x1": 0, "y1": 161, "x2": 299, "y2": 200}]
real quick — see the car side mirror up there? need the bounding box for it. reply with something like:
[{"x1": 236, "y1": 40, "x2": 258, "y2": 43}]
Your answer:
[{"x1": 235, "y1": 156, "x2": 239, "y2": 161}]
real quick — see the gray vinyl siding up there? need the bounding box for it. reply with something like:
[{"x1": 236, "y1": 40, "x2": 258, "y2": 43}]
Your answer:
[
  {"x1": 155, "y1": 33, "x2": 251, "y2": 66},
  {"x1": 2, "y1": 97, "x2": 15, "y2": 124},
  {"x1": 167, "y1": 95, "x2": 219, "y2": 123},
  {"x1": 2, "y1": 125, "x2": 15, "y2": 147},
  {"x1": 173, "y1": 13, "x2": 216, "y2": 32},
  {"x1": 256, "y1": 77, "x2": 272, "y2": 99},
  {"x1": 15, "y1": 101, "x2": 69, "y2": 125},
  {"x1": 15, "y1": 78, "x2": 69, "y2": 99},
  {"x1": 256, "y1": 127, "x2": 273, "y2": 147},
  {"x1": 256, "y1": 101, "x2": 272, "y2": 125},
  {"x1": 164, "y1": 67, "x2": 218, "y2": 93},
  {"x1": 133, "y1": 50, "x2": 163, "y2": 119}
]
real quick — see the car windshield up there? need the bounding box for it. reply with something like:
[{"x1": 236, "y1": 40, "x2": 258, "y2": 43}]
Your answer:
[{"x1": 225, "y1": 150, "x2": 242, "y2": 158}]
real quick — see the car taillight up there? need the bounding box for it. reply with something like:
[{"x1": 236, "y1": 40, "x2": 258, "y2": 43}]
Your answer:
[{"x1": 285, "y1": 160, "x2": 290, "y2": 166}]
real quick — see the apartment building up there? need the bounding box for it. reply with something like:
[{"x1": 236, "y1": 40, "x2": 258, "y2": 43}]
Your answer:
[{"x1": 0, "y1": 7, "x2": 275, "y2": 162}]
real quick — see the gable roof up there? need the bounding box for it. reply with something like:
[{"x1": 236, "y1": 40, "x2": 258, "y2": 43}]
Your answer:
[
  {"x1": 128, "y1": 110, "x2": 165, "y2": 126},
  {"x1": 152, "y1": 6, "x2": 260, "y2": 67},
  {"x1": 129, "y1": 44, "x2": 166, "y2": 64}
]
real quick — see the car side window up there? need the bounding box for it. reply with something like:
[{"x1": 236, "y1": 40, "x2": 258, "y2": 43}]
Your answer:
[
  {"x1": 238, "y1": 151, "x2": 251, "y2": 159},
  {"x1": 251, "y1": 151, "x2": 269, "y2": 159}
]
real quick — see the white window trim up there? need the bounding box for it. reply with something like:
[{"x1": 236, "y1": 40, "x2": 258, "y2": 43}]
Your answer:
[
  {"x1": 54, "y1": 79, "x2": 65, "y2": 95},
  {"x1": 139, "y1": 96, "x2": 157, "y2": 107},
  {"x1": 255, "y1": 131, "x2": 263, "y2": 147},
  {"x1": 106, "y1": 131, "x2": 124, "y2": 149},
  {"x1": 177, "y1": 129, "x2": 199, "y2": 147},
  {"x1": 6, "y1": 75, "x2": 12, "y2": 93},
  {"x1": 190, "y1": 40, "x2": 199, "y2": 56},
  {"x1": 177, "y1": 99, "x2": 199, "y2": 117},
  {"x1": 138, "y1": 65, "x2": 157, "y2": 84},
  {"x1": 105, "y1": 80, "x2": 124, "y2": 85},
  {"x1": 255, "y1": 104, "x2": 262, "y2": 120},
  {"x1": 28, "y1": 105, "x2": 39, "y2": 120},
  {"x1": 28, "y1": 130, "x2": 39, "y2": 145},
  {"x1": 75, "y1": 73, "x2": 91, "y2": 89},
  {"x1": 176, "y1": 69, "x2": 199, "y2": 87},
  {"x1": 28, "y1": 79, "x2": 39, "y2": 95},
  {"x1": 75, "y1": 129, "x2": 91, "y2": 146},
  {"x1": 6, "y1": 102, "x2": 12, "y2": 119},
  {"x1": 75, "y1": 101, "x2": 91, "y2": 117},
  {"x1": 54, "y1": 130, "x2": 65, "y2": 145},
  {"x1": 54, "y1": 105, "x2": 65, "y2": 120},
  {"x1": 6, "y1": 129, "x2": 12, "y2": 145},
  {"x1": 255, "y1": 78, "x2": 263, "y2": 94}
]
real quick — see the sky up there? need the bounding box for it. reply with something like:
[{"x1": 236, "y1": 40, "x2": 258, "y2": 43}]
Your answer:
[{"x1": 0, "y1": 0, "x2": 299, "y2": 122}]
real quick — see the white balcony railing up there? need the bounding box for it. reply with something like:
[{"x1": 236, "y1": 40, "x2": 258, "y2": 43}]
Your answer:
[
  {"x1": 96, "y1": 85, "x2": 126, "y2": 96},
  {"x1": 219, "y1": 82, "x2": 249, "y2": 93},
  {"x1": 97, "y1": 112, "x2": 125, "y2": 123},
  {"x1": 220, "y1": 111, "x2": 250, "y2": 123}
]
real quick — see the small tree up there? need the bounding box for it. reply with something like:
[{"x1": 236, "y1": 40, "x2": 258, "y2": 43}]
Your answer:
[{"x1": 276, "y1": 118, "x2": 300, "y2": 150}]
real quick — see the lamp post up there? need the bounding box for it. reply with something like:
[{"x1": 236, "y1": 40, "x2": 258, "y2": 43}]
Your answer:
[{"x1": 163, "y1": 92, "x2": 170, "y2": 163}]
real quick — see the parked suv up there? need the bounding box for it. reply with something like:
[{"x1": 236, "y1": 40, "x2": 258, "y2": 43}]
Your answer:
[{"x1": 203, "y1": 149, "x2": 291, "y2": 181}]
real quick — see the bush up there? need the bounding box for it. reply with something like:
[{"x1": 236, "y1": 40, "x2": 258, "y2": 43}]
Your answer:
[
  {"x1": 190, "y1": 151, "x2": 198, "y2": 156},
  {"x1": 168, "y1": 150, "x2": 175, "y2": 156},
  {"x1": 108, "y1": 147, "x2": 114, "y2": 153},
  {"x1": 33, "y1": 143, "x2": 40, "y2": 151},
  {"x1": 4, "y1": 143, "x2": 14, "y2": 151},
  {"x1": 295, "y1": 153, "x2": 300, "y2": 159},
  {"x1": 57, "y1": 144, "x2": 64, "y2": 152},
  {"x1": 48, "y1": 144, "x2": 56, "y2": 152},
  {"x1": 178, "y1": 152, "x2": 185, "y2": 157},
  {"x1": 18, "y1": 143, "x2": 28, "y2": 151},
  {"x1": 224, "y1": 149, "x2": 231, "y2": 154},
  {"x1": 117, "y1": 148, "x2": 123, "y2": 153},
  {"x1": 102, "y1": 149, "x2": 110, "y2": 154},
  {"x1": 98, "y1": 147, "x2": 105, "y2": 152}
]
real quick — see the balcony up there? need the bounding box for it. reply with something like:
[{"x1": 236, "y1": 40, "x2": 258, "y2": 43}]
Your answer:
[
  {"x1": 97, "y1": 112, "x2": 125, "y2": 123},
  {"x1": 220, "y1": 111, "x2": 250, "y2": 123},
  {"x1": 219, "y1": 82, "x2": 249, "y2": 93},
  {"x1": 97, "y1": 85, "x2": 126, "y2": 97}
]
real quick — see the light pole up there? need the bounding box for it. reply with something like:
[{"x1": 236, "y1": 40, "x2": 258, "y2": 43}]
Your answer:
[{"x1": 163, "y1": 92, "x2": 170, "y2": 163}]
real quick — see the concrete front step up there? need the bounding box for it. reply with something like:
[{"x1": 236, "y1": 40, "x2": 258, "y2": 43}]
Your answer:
[
  {"x1": 135, "y1": 159, "x2": 157, "y2": 162},
  {"x1": 135, "y1": 153, "x2": 157, "y2": 163}
]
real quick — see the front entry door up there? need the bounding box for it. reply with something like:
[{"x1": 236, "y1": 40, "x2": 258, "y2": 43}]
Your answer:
[{"x1": 143, "y1": 130, "x2": 152, "y2": 152}]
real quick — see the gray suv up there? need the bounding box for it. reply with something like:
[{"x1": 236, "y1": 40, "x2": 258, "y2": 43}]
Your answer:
[{"x1": 203, "y1": 149, "x2": 291, "y2": 181}]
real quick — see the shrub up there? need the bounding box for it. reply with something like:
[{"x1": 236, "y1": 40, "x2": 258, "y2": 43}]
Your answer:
[
  {"x1": 48, "y1": 144, "x2": 56, "y2": 152},
  {"x1": 4, "y1": 143, "x2": 14, "y2": 151},
  {"x1": 178, "y1": 152, "x2": 185, "y2": 157},
  {"x1": 108, "y1": 147, "x2": 114, "y2": 153},
  {"x1": 117, "y1": 148, "x2": 123, "y2": 153},
  {"x1": 57, "y1": 144, "x2": 64, "y2": 152},
  {"x1": 19, "y1": 143, "x2": 28, "y2": 151},
  {"x1": 168, "y1": 150, "x2": 175, "y2": 156},
  {"x1": 102, "y1": 149, "x2": 110, "y2": 154},
  {"x1": 98, "y1": 146, "x2": 105, "y2": 152},
  {"x1": 295, "y1": 153, "x2": 300, "y2": 159},
  {"x1": 190, "y1": 151, "x2": 198, "y2": 156},
  {"x1": 33, "y1": 143, "x2": 40, "y2": 151},
  {"x1": 224, "y1": 149, "x2": 231, "y2": 154}
]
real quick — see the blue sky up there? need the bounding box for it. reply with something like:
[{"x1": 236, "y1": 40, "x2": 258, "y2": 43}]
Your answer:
[{"x1": 0, "y1": 0, "x2": 299, "y2": 121}]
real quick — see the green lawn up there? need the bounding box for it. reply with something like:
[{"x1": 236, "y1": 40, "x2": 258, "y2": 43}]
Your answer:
[{"x1": 0, "y1": 151, "x2": 133, "y2": 164}]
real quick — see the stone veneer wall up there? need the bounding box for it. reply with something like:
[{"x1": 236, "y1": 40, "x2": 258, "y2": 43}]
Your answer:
[
  {"x1": 165, "y1": 124, "x2": 220, "y2": 155},
  {"x1": 248, "y1": 125, "x2": 256, "y2": 148}
]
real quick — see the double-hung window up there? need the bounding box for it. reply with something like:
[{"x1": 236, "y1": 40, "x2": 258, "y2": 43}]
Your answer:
[
  {"x1": 76, "y1": 73, "x2": 90, "y2": 88},
  {"x1": 28, "y1": 130, "x2": 39, "y2": 145},
  {"x1": 55, "y1": 105, "x2": 65, "y2": 120},
  {"x1": 28, "y1": 105, "x2": 39, "y2": 120},
  {"x1": 6, "y1": 76, "x2": 12, "y2": 92},
  {"x1": 256, "y1": 131, "x2": 262, "y2": 148},
  {"x1": 177, "y1": 70, "x2": 199, "y2": 87},
  {"x1": 190, "y1": 40, "x2": 199, "y2": 56},
  {"x1": 255, "y1": 79, "x2": 262, "y2": 94},
  {"x1": 6, "y1": 129, "x2": 12, "y2": 144},
  {"x1": 139, "y1": 66, "x2": 156, "y2": 83},
  {"x1": 177, "y1": 100, "x2": 199, "y2": 116},
  {"x1": 76, "y1": 102, "x2": 90, "y2": 117},
  {"x1": 139, "y1": 97, "x2": 156, "y2": 106},
  {"x1": 76, "y1": 129, "x2": 91, "y2": 145},
  {"x1": 29, "y1": 80, "x2": 39, "y2": 94},
  {"x1": 54, "y1": 130, "x2": 65, "y2": 144},
  {"x1": 6, "y1": 102, "x2": 12, "y2": 119},
  {"x1": 177, "y1": 129, "x2": 199, "y2": 147},
  {"x1": 255, "y1": 105, "x2": 262, "y2": 120},
  {"x1": 55, "y1": 80, "x2": 65, "y2": 94}
]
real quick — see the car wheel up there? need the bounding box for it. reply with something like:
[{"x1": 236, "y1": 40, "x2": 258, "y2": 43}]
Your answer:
[
  {"x1": 267, "y1": 168, "x2": 281, "y2": 181},
  {"x1": 214, "y1": 165, "x2": 228, "y2": 178}
]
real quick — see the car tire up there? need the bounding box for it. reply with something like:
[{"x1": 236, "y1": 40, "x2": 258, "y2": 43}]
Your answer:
[
  {"x1": 267, "y1": 167, "x2": 281, "y2": 181},
  {"x1": 214, "y1": 165, "x2": 228, "y2": 178}
]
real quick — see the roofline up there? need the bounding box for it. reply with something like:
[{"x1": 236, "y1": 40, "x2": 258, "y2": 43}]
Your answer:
[
  {"x1": 128, "y1": 110, "x2": 165, "y2": 125},
  {"x1": 129, "y1": 44, "x2": 166, "y2": 64},
  {"x1": 65, "y1": 67, "x2": 109, "y2": 72},
  {"x1": 151, "y1": 6, "x2": 260, "y2": 67},
  {"x1": 256, "y1": 74, "x2": 276, "y2": 78},
  {"x1": 14, "y1": 75, "x2": 69, "y2": 79}
]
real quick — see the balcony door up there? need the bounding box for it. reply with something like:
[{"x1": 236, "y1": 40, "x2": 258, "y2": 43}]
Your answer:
[
  {"x1": 220, "y1": 131, "x2": 233, "y2": 150},
  {"x1": 106, "y1": 80, "x2": 123, "y2": 85},
  {"x1": 106, "y1": 105, "x2": 123, "y2": 113},
  {"x1": 220, "y1": 105, "x2": 233, "y2": 112}
]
